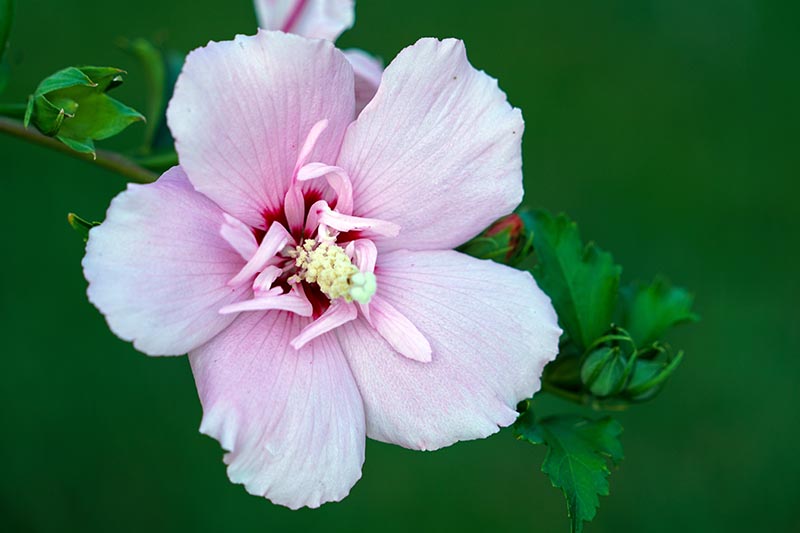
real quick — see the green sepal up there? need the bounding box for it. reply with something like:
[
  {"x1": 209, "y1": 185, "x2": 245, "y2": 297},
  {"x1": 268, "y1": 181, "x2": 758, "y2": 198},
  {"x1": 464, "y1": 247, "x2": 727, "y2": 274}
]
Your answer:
[
  {"x1": 25, "y1": 94, "x2": 67, "y2": 135},
  {"x1": 458, "y1": 212, "x2": 533, "y2": 267},
  {"x1": 620, "y1": 276, "x2": 699, "y2": 346},
  {"x1": 58, "y1": 136, "x2": 96, "y2": 155},
  {"x1": 624, "y1": 349, "x2": 684, "y2": 401},
  {"x1": 67, "y1": 212, "x2": 100, "y2": 242},
  {"x1": 24, "y1": 66, "x2": 144, "y2": 156},
  {"x1": 515, "y1": 411, "x2": 624, "y2": 533},
  {"x1": 529, "y1": 210, "x2": 622, "y2": 352}
]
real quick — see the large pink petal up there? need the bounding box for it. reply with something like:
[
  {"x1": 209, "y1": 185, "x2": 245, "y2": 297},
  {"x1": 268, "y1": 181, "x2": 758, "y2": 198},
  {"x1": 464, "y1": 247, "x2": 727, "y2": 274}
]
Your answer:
[
  {"x1": 190, "y1": 311, "x2": 365, "y2": 509},
  {"x1": 255, "y1": 0, "x2": 354, "y2": 41},
  {"x1": 342, "y1": 49, "x2": 383, "y2": 116},
  {"x1": 337, "y1": 38, "x2": 525, "y2": 251},
  {"x1": 336, "y1": 250, "x2": 560, "y2": 450},
  {"x1": 167, "y1": 31, "x2": 355, "y2": 229},
  {"x1": 83, "y1": 167, "x2": 249, "y2": 356}
]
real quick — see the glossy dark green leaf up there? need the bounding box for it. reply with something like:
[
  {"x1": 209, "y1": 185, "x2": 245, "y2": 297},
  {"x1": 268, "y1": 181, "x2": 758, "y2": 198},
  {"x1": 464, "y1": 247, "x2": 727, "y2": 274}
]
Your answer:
[
  {"x1": 24, "y1": 66, "x2": 144, "y2": 155},
  {"x1": 530, "y1": 210, "x2": 622, "y2": 351},
  {"x1": 515, "y1": 412, "x2": 624, "y2": 533},
  {"x1": 621, "y1": 276, "x2": 698, "y2": 346}
]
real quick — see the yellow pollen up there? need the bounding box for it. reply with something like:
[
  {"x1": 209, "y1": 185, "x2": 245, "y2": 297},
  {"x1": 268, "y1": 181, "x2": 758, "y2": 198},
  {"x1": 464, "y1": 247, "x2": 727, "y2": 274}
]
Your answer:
[{"x1": 290, "y1": 238, "x2": 373, "y2": 302}]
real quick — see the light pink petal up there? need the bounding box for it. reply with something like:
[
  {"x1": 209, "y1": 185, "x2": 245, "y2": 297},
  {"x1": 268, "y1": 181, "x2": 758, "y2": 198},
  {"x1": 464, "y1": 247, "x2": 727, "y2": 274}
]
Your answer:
[
  {"x1": 335, "y1": 250, "x2": 561, "y2": 450},
  {"x1": 366, "y1": 296, "x2": 431, "y2": 363},
  {"x1": 303, "y1": 199, "x2": 329, "y2": 236},
  {"x1": 297, "y1": 162, "x2": 354, "y2": 215},
  {"x1": 190, "y1": 311, "x2": 365, "y2": 509},
  {"x1": 346, "y1": 238, "x2": 377, "y2": 273},
  {"x1": 290, "y1": 301, "x2": 357, "y2": 349},
  {"x1": 220, "y1": 213, "x2": 258, "y2": 261},
  {"x1": 293, "y1": 119, "x2": 330, "y2": 174},
  {"x1": 83, "y1": 167, "x2": 250, "y2": 356},
  {"x1": 227, "y1": 221, "x2": 292, "y2": 287},
  {"x1": 255, "y1": 0, "x2": 354, "y2": 41},
  {"x1": 337, "y1": 38, "x2": 524, "y2": 252},
  {"x1": 283, "y1": 184, "x2": 306, "y2": 234},
  {"x1": 343, "y1": 49, "x2": 383, "y2": 116},
  {"x1": 253, "y1": 265, "x2": 283, "y2": 294},
  {"x1": 218, "y1": 288, "x2": 312, "y2": 316},
  {"x1": 167, "y1": 31, "x2": 355, "y2": 228},
  {"x1": 317, "y1": 205, "x2": 400, "y2": 237}
]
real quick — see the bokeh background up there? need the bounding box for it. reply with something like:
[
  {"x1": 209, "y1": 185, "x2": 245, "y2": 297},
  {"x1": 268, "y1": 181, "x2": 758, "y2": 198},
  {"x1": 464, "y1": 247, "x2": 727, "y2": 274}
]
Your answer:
[{"x1": 1, "y1": 0, "x2": 797, "y2": 531}]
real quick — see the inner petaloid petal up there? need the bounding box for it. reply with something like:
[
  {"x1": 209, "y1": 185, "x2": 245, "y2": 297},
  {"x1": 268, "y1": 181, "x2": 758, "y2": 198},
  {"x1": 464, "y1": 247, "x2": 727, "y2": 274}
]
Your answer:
[
  {"x1": 288, "y1": 235, "x2": 376, "y2": 304},
  {"x1": 216, "y1": 193, "x2": 385, "y2": 345},
  {"x1": 366, "y1": 296, "x2": 432, "y2": 363},
  {"x1": 227, "y1": 222, "x2": 293, "y2": 287},
  {"x1": 213, "y1": 123, "x2": 431, "y2": 355},
  {"x1": 219, "y1": 288, "x2": 313, "y2": 316},
  {"x1": 297, "y1": 162, "x2": 354, "y2": 215},
  {"x1": 291, "y1": 301, "x2": 358, "y2": 350}
]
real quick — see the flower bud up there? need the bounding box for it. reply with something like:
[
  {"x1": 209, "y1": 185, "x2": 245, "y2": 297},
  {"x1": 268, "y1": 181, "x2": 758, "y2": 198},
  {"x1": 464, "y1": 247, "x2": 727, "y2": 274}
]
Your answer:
[
  {"x1": 458, "y1": 213, "x2": 533, "y2": 266},
  {"x1": 24, "y1": 66, "x2": 144, "y2": 155},
  {"x1": 624, "y1": 351, "x2": 684, "y2": 401},
  {"x1": 581, "y1": 346, "x2": 628, "y2": 397}
]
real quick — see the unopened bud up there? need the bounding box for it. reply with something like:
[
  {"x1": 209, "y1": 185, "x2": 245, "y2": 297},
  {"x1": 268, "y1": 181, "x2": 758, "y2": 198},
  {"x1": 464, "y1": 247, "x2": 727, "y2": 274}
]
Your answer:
[
  {"x1": 24, "y1": 66, "x2": 144, "y2": 155},
  {"x1": 581, "y1": 346, "x2": 628, "y2": 397},
  {"x1": 458, "y1": 213, "x2": 533, "y2": 266},
  {"x1": 624, "y1": 351, "x2": 684, "y2": 401}
]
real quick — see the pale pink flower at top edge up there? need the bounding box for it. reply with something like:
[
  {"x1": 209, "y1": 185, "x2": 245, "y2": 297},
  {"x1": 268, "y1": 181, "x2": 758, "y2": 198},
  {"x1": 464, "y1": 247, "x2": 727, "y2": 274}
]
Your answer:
[
  {"x1": 82, "y1": 30, "x2": 561, "y2": 509},
  {"x1": 255, "y1": 0, "x2": 383, "y2": 114}
]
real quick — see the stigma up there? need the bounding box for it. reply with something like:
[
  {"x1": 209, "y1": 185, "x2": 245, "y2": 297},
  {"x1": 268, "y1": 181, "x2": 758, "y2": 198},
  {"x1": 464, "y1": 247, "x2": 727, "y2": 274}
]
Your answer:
[{"x1": 289, "y1": 238, "x2": 377, "y2": 304}]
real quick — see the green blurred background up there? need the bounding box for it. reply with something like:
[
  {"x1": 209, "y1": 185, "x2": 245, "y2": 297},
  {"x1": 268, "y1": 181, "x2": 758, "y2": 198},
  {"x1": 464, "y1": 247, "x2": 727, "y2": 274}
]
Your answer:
[{"x1": 1, "y1": 0, "x2": 797, "y2": 531}]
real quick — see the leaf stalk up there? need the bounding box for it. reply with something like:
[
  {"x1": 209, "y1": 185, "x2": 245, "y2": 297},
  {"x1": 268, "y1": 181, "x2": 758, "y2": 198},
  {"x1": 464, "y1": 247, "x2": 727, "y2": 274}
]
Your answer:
[{"x1": 0, "y1": 116, "x2": 157, "y2": 183}]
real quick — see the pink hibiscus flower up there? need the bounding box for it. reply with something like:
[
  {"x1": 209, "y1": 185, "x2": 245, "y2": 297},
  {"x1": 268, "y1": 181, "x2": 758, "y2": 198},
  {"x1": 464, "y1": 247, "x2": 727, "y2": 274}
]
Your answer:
[
  {"x1": 254, "y1": 0, "x2": 383, "y2": 114},
  {"x1": 83, "y1": 30, "x2": 560, "y2": 509},
  {"x1": 254, "y1": 0, "x2": 355, "y2": 41}
]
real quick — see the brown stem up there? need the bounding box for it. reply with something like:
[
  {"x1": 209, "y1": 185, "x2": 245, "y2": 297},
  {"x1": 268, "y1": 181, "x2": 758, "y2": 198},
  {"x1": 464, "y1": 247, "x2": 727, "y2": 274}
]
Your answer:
[{"x1": 0, "y1": 116, "x2": 158, "y2": 184}]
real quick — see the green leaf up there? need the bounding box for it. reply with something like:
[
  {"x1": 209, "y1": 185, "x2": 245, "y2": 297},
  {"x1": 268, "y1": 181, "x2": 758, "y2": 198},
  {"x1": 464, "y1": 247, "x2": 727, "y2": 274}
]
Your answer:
[
  {"x1": 24, "y1": 66, "x2": 144, "y2": 156},
  {"x1": 530, "y1": 210, "x2": 622, "y2": 351},
  {"x1": 458, "y1": 213, "x2": 534, "y2": 267},
  {"x1": 515, "y1": 412, "x2": 624, "y2": 533},
  {"x1": 66, "y1": 212, "x2": 100, "y2": 242},
  {"x1": 621, "y1": 276, "x2": 699, "y2": 346}
]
